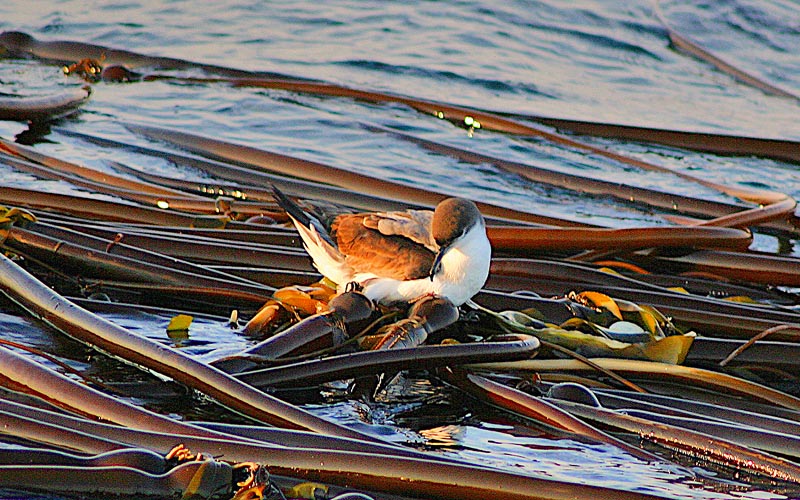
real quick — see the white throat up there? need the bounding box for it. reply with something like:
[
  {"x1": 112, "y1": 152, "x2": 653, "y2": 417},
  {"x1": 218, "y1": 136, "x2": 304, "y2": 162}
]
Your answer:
[{"x1": 430, "y1": 221, "x2": 491, "y2": 305}]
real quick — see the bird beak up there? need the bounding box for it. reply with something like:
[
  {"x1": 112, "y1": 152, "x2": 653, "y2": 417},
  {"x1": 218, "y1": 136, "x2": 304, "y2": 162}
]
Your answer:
[{"x1": 429, "y1": 245, "x2": 447, "y2": 281}]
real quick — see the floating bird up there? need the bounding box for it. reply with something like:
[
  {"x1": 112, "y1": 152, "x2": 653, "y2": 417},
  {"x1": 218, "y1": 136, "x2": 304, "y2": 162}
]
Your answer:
[{"x1": 272, "y1": 187, "x2": 491, "y2": 306}]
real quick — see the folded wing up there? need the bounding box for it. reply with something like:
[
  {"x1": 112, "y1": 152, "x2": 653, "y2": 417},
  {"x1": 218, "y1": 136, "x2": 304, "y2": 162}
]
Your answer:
[
  {"x1": 362, "y1": 209, "x2": 437, "y2": 251},
  {"x1": 332, "y1": 212, "x2": 436, "y2": 281}
]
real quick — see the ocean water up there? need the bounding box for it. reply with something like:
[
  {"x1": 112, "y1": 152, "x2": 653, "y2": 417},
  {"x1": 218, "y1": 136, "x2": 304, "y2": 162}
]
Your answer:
[
  {"x1": 1, "y1": 0, "x2": 798, "y2": 229},
  {"x1": 0, "y1": 1, "x2": 799, "y2": 498}
]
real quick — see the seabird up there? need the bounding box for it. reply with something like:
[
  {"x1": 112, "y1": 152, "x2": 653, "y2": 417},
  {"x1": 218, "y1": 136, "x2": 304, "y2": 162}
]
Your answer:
[{"x1": 272, "y1": 187, "x2": 491, "y2": 306}]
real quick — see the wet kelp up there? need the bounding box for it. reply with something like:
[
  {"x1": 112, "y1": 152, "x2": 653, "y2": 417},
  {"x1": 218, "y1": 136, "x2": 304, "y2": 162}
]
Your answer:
[
  {"x1": 0, "y1": 87, "x2": 91, "y2": 122},
  {"x1": 1, "y1": 28, "x2": 800, "y2": 500}
]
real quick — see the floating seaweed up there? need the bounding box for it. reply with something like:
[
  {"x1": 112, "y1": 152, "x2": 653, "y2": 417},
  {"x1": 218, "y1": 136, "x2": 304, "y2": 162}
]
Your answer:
[{"x1": 0, "y1": 24, "x2": 799, "y2": 500}]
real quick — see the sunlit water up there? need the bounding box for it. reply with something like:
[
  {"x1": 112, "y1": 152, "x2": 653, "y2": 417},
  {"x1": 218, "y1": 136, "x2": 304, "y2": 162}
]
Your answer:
[{"x1": 1, "y1": 1, "x2": 799, "y2": 498}]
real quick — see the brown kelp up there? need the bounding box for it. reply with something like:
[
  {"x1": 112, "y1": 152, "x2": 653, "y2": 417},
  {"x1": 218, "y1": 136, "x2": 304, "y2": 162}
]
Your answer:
[
  {"x1": 652, "y1": 1, "x2": 800, "y2": 101},
  {"x1": 0, "y1": 87, "x2": 91, "y2": 122},
  {"x1": 3, "y1": 29, "x2": 798, "y2": 163},
  {"x1": 124, "y1": 123, "x2": 576, "y2": 227},
  {"x1": 0, "y1": 252, "x2": 370, "y2": 439},
  {"x1": 470, "y1": 358, "x2": 800, "y2": 411},
  {"x1": 0, "y1": 404, "x2": 672, "y2": 500}
]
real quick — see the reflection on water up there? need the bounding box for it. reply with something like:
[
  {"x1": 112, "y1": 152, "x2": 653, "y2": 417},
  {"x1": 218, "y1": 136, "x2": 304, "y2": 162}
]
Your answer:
[{"x1": 419, "y1": 424, "x2": 464, "y2": 447}]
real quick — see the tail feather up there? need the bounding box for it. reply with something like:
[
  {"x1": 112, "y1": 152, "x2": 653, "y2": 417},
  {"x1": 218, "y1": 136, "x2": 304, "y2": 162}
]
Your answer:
[
  {"x1": 271, "y1": 184, "x2": 336, "y2": 247},
  {"x1": 271, "y1": 184, "x2": 312, "y2": 226},
  {"x1": 271, "y1": 184, "x2": 352, "y2": 286}
]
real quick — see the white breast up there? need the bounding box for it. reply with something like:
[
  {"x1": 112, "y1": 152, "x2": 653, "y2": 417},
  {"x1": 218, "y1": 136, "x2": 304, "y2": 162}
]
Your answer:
[{"x1": 432, "y1": 223, "x2": 491, "y2": 305}]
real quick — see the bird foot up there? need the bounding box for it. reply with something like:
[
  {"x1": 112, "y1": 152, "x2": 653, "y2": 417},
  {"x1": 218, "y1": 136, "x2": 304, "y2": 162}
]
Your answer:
[{"x1": 409, "y1": 291, "x2": 439, "y2": 304}]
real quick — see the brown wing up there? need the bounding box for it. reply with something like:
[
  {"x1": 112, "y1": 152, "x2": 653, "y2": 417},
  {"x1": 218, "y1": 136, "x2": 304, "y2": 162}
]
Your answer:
[
  {"x1": 362, "y1": 209, "x2": 436, "y2": 251},
  {"x1": 332, "y1": 213, "x2": 435, "y2": 280}
]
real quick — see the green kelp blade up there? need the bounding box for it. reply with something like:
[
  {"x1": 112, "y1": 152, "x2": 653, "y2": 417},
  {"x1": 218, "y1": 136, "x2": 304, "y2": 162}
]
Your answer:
[
  {"x1": 621, "y1": 332, "x2": 696, "y2": 365},
  {"x1": 498, "y1": 311, "x2": 695, "y2": 364},
  {"x1": 167, "y1": 314, "x2": 193, "y2": 342},
  {"x1": 615, "y1": 299, "x2": 664, "y2": 338},
  {"x1": 538, "y1": 326, "x2": 694, "y2": 364}
]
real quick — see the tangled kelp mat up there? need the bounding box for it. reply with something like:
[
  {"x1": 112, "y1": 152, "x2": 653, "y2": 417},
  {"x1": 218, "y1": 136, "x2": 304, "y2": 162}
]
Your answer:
[{"x1": 1, "y1": 28, "x2": 800, "y2": 500}]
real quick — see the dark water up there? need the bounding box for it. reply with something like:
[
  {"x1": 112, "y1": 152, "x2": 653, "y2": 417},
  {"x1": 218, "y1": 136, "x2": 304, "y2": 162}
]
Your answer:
[{"x1": 0, "y1": 1, "x2": 799, "y2": 499}]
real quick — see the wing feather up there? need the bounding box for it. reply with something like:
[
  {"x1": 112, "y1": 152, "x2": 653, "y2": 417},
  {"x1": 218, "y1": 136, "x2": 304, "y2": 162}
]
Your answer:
[
  {"x1": 362, "y1": 209, "x2": 436, "y2": 251},
  {"x1": 332, "y1": 213, "x2": 435, "y2": 280}
]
